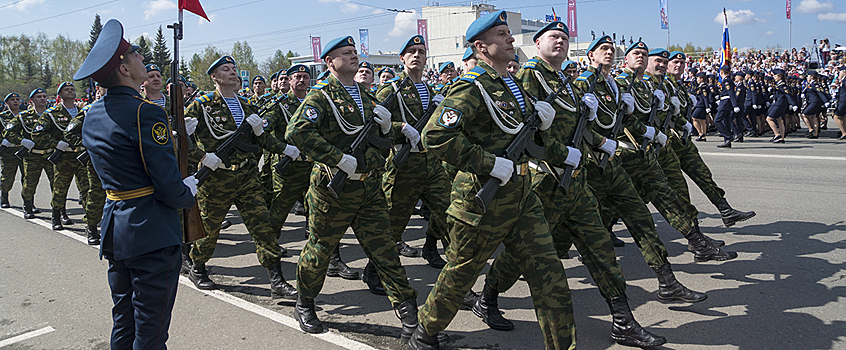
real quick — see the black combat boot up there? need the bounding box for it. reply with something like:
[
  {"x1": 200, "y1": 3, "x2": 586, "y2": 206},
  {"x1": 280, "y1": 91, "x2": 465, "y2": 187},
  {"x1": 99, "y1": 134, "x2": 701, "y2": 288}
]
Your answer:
[
  {"x1": 23, "y1": 200, "x2": 35, "y2": 219},
  {"x1": 189, "y1": 262, "x2": 217, "y2": 290},
  {"x1": 180, "y1": 243, "x2": 193, "y2": 274},
  {"x1": 716, "y1": 198, "x2": 756, "y2": 227},
  {"x1": 687, "y1": 220, "x2": 724, "y2": 252},
  {"x1": 396, "y1": 299, "x2": 419, "y2": 344},
  {"x1": 362, "y1": 261, "x2": 386, "y2": 295},
  {"x1": 0, "y1": 191, "x2": 9, "y2": 208},
  {"x1": 51, "y1": 208, "x2": 63, "y2": 230},
  {"x1": 652, "y1": 263, "x2": 707, "y2": 303},
  {"x1": 421, "y1": 235, "x2": 447, "y2": 269},
  {"x1": 406, "y1": 324, "x2": 439, "y2": 350},
  {"x1": 295, "y1": 294, "x2": 323, "y2": 333},
  {"x1": 86, "y1": 224, "x2": 100, "y2": 245},
  {"x1": 685, "y1": 225, "x2": 738, "y2": 262},
  {"x1": 327, "y1": 245, "x2": 360, "y2": 280},
  {"x1": 219, "y1": 219, "x2": 232, "y2": 230},
  {"x1": 610, "y1": 232, "x2": 625, "y2": 247},
  {"x1": 473, "y1": 284, "x2": 514, "y2": 331},
  {"x1": 267, "y1": 261, "x2": 298, "y2": 300},
  {"x1": 460, "y1": 290, "x2": 479, "y2": 310},
  {"x1": 60, "y1": 207, "x2": 73, "y2": 225},
  {"x1": 398, "y1": 241, "x2": 420, "y2": 258},
  {"x1": 606, "y1": 295, "x2": 667, "y2": 348}
]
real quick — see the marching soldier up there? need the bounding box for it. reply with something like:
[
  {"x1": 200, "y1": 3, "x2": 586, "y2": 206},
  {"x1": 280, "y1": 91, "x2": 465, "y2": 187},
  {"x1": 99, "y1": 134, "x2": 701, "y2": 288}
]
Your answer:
[
  {"x1": 731, "y1": 71, "x2": 747, "y2": 142},
  {"x1": 183, "y1": 55, "x2": 298, "y2": 301},
  {"x1": 410, "y1": 11, "x2": 575, "y2": 349},
  {"x1": 766, "y1": 68, "x2": 796, "y2": 143},
  {"x1": 713, "y1": 65, "x2": 740, "y2": 148},
  {"x1": 377, "y1": 67, "x2": 395, "y2": 85},
  {"x1": 0, "y1": 92, "x2": 23, "y2": 208},
  {"x1": 277, "y1": 70, "x2": 290, "y2": 96},
  {"x1": 355, "y1": 61, "x2": 375, "y2": 88},
  {"x1": 834, "y1": 67, "x2": 846, "y2": 140},
  {"x1": 285, "y1": 35, "x2": 420, "y2": 340},
  {"x1": 249, "y1": 75, "x2": 268, "y2": 105},
  {"x1": 433, "y1": 61, "x2": 457, "y2": 95},
  {"x1": 4, "y1": 88, "x2": 56, "y2": 218}
]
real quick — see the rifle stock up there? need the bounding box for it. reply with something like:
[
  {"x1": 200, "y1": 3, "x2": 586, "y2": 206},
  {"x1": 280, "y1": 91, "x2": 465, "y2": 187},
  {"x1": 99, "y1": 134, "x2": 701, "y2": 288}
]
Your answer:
[
  {"x1": 598, "y1": 67, "x2": 641, "y2": 172},
  {"x1": 391, "y1": 92, "x2": 443, "y2": 171},
  {"x1": 76, "y1": 150, "x2": 90, "y2": 166},
  {"x1": 171, "y1": 71, "x2": 207, "y2": 243},
  {"x1": 560, "y1": 64, "x2": 601, "y2": 192},
  {"x1": 47, "y1": 149, "x2": 63, "y2": 165},
  {"x1": 14, "y1": 147, "x2": 28, "y2": 160}
]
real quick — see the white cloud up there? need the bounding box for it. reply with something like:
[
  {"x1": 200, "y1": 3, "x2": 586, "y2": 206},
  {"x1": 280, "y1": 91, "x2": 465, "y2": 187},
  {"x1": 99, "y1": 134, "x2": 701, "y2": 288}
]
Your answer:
[
  {"x1": 388, "y1": 10, "x2": 418, "y2": 38},
  {"x1": 199, "y1": 13, "x2": 218, "y2": 25},
  {"x1": 763, "y1": 30, "x2": 775, "y2": 35},
  {"x1": 714, "y1": 9, "x2": 766, "y2": 26},
  {"x1": 143, "y1": 0, "x2": 176, "y2": 20},
  {"x1": 818, "y1": 12, "x2": 846, "y2": 22},
  {"x1": 317, "y1": 0, "x2": 359, "y2": 14},
  {"x1": 5, "y1": 0, "x2": 45, "y2": 12},
  {"x1": 372, "y1": 9, "x2": 385, "y2": 14},
  {"x1": 796, "y1": 0, "x2": 834, "y2": 14}
]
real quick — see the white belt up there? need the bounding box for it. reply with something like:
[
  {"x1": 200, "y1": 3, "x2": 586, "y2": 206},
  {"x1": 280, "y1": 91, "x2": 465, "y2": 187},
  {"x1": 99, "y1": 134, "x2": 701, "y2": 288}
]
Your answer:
[
  {"x1": 720, "y1": 96, "x2": 731, "y2": 100},
  {"x1": 220, "y1": 158, "x2": 250, "y2": 171},
  {"x1": 528, "y1": 160, "x2": 564, "y2": 177},
  {"x1": 393, "y1": 144, "x2": 423, "y2": 153}
]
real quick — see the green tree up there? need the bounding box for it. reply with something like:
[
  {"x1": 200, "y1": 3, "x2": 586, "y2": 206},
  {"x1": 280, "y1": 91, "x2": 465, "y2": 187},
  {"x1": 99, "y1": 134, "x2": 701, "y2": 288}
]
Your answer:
[
  {"x1": 136, "y1": 36, "x2": 152, "y2": 65},
  {"x1": 42, "y1": 61, "x2": 52, "y2": 89},
  {"x1": 188, "y1": 45, "x2": 224, "y2": 91},
  {"x1": 179, "y1": 56, "x2": 191, "y2": 82},
  {"x1": 152, "y1": 26, "x2": 171, "y2": 78},
  {"x1": 231, "y1": 41, "x2": 258, "y2": 80},
  {"x1": 88, "y1": 14, "x2": 102, "y2": 52},
  {"x1": 259, "y1": 49, "x2": 291, "y2": 78}
]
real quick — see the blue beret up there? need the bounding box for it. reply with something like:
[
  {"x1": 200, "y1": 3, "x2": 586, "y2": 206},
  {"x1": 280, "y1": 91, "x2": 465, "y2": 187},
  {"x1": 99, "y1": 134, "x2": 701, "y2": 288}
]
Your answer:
[
  {"x1": 400, "y1": 35, "x2": 425, "y2": 55},
  {"x1": 462, "y1": 47, "x2": 475, "y2": 61},
  {"x1": 562, "y1": 60, "x2": 577, "y2": 70},
  {"x1": 4, "y1": 92, "x2": 19, "y2": 101},
  {"x1": 269, "y1": 72, "x2": 278, "y2": 80},
  {"x1": 166, "y1": 75, "x2": 187, "y2": 85},
  {"x1": 187, "y1": 82, "x2": 197, "y2": 89},
  {"x1": 377, "y1": 67, "x2": 395, "y2": 77},
  {"x1": 587, "y1": 35, "x2": 613, "y2": 52},
  {"x1": 277, "y1": 69, "x2": 287, "y2": 77},
  {"x1": 359, "y1": 61, "x2": 374, "y2": 72},
  {"x1": 29, "y1": 88, "x2": 46, "y2": 99},
  {"x1": 317, "y1": 71, "x2": 330, "y2": 80},
  {"x1": 57, "y1": 81, "x2": 74, "y2": 95},
  {"x1": 466, "y1": 10, "x2": 508, "y2": 42},
  {"x1": 648, "y1": 48, "x2": 669, "y2": 58},
  {"x1": 320, "y1": 36, "x2": 355, "y2": 59},
  {"x1": 772, "y1": 68, "x2": 785, "y2": 75},
  {"x1": 252, "y1": 75, "x2": 266, "y2": 83},
  {"x1": 207, "y1": 55, "x2": 237, "y2": 75},
  {"x1": 287, "y1": 64, "x2": 310, "y2": 76},
  {"x1": 533, "y1": 21, "x2": 568, "y2": 42},
  {"x1": 74, "y1": 19, "x2": 139, "y2": 82},
  {"x1": 512, "y1": 54, "x2": 520, "y2": 63},
  {"x1": 669, "y1": 51, "x2": 685, "y2": 60},
  {"x1": 439, "y1": 61, "x2": 455, "y2": 73},
  {"x1": 625, "y1": 41, "x2": 649, "y2": 56},
  {"x1": 146, "y1": 64, "x2": 161, "y2": 73}
]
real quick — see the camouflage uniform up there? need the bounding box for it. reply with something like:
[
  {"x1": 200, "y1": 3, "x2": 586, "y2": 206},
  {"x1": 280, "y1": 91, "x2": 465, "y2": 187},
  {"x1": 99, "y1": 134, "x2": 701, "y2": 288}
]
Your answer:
[
  {"x1": 376, "y1": 72, "x2": 451, "y2": 245},
  {"x1": 255, "y1": 92, "x2": 277, "y2": 206},
  {"x1": 0, "y1": 110, "x2": 23, "y2": 194},
  {"x1": 184, "y1": 90, "x2": 288, "y2": 268},
  {"x1": 285, "y1": 74, "x2": 418, "y2": 306},
  {"x1": 484, "y1": 58, "x2": 626, "y2": 301},
  {"x1": 31, "y1": 104, "x2": 86, "y2": 211},
  {"x1": 4, "y1": 108, "x2": 55, "y2": 203},
  {"x1": 419, "y1": 61, "x2": 575, "y2": 349},
  {"x1": 64, "y1": 105, "x2": 105, "y2": 226}
]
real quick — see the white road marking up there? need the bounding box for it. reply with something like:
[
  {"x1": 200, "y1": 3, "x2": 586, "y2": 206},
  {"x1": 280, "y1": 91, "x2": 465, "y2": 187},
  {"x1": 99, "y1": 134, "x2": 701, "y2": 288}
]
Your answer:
[
  {"x1": 0, "y1": 326, "x2": 55, "y2": 347},
  {"x1": 699, "y1": 152, "x2": 846, "y2": 161}
]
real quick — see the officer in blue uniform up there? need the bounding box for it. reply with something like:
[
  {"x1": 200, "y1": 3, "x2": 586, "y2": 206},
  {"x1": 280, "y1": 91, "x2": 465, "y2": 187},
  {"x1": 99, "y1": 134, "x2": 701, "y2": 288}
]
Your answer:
[
  {"x1": 834, "y1": 67, "x2": 846, "y2": 140},
  {"x1": 74, "y1": 19, "x2": 198, "y2": 349},
  {"x1": 714, "y1": 65, "x2": 739, "y2": 148}
]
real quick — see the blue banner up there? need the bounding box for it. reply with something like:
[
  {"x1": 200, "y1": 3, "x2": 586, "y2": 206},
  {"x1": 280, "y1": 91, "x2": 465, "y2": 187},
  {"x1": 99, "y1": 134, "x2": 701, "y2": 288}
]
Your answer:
[
  {"x1": 359, "y1": 29, "x2": 369, "y2": 58},
  {"x1": 659, "y1": 0, "x2": 669, "y2": 29}
]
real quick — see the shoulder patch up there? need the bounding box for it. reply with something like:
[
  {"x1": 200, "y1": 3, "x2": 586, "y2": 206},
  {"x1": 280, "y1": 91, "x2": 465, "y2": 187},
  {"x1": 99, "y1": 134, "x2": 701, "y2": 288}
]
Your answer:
[
  {"x1": 312, "y1": 81, "x2": 328, "y2": 90},
  {"x1": 576, "y1": 70, "x2": 593, "y2": 82},
  {"x1": 196, "y1": 92, "x2": 214, "y2": 103},
  {"x1": 81, "y1": 105, "x2": 91, "y2": 112},
  {"x1": 66, "y1": 122, "x2": 76, "y2": 132},
  {"x1": 151, "y1": 122, "x2": 169, "y2": 145},
  {"x1": 386, "y1": 76, "x2": 401, "y2": 84},
  {"x1": 303, "y1": 105, "x2": 319, "y2": 122},
  {"x1": 44, "y1": 106, "x2": 57, "y2": 113},
  {"x1": 616, "y1": 72, "x2": 630, "y2": 81},
  {"x1": 642, "y1": 74, "x2": 651, "y2": 81},
  {"x1": 238, "y1": 95, "x2": 255, "y2": 107},
  {"x1": 460, "y1": 66, "x2": 487, "y2": 83},
  {"x1": 524, "y1": 59, "x2": 539, "y2": 69},
  {"x1": 437, "y1": 107, "x2": 462, "y2": 128}
]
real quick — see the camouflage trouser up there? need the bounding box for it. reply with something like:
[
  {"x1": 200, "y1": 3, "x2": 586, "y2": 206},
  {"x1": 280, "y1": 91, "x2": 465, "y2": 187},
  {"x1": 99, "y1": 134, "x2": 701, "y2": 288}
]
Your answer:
[
  {"x1": 260, "y1": 151, "x2": 274, "y2": 206},
  {"x1": 656, "y1": 137, "x2": 690, "y2": 208},
  {"x1": 298, "y1": 165, "x2": 417, "y2": 307},
  {"x1": 50, "y1": 152, "x2": 86, "y2": 209},
  {"x1": 383, "y1": 152, "x2": 451, "y2": 243},
  {"x1": 486, "y1": 170, "x2": 626, "y2": 300},
  {"x1": 190, "y1": 161, "x2": 284, "y2": 268},
  {"x1": 22, "y1": 153, "x2": 54, "y2": 202},
  {"x1": 669, "y1": 137, "x2": 725, "y2": 205},
  {"x1": 441, "y1": 161, "x2": 458, "y2": 184},
  {"x1": 617, "y1": 147, "x2": 697, "y2": 234},
  {"x1": 590, "y1": 157, "x2": 669, "y2": 268},
  {"x1": 268, "y1": 158, "x2": 311, "y2": 234},
  {"x1": 81, "y1": 163, "x2": 105, "y2": 226},
  {"x1": 0, "y1": 154, "x2": 23, "y2": 193},
  {"x1": 418, "y1": 172, "x2": 575, "y2": 350}
]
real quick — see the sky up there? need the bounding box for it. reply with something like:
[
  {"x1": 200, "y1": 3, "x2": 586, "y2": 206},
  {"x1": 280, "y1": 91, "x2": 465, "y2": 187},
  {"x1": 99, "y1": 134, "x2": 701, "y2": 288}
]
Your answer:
[{"x1": 1, "y1": 0, "x2": 845, "y2": 63}]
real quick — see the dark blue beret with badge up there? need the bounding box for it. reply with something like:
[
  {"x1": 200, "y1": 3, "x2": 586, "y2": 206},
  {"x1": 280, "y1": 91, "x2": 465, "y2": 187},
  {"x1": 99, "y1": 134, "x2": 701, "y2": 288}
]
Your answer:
[
  {"x1": 166, "y1": 74, "x2": 187, "y2": 85},
  {"x1": 695, "y1": 71, "x2": 706, "y2": 77},
  {"x1": 57, "y1": 81, "x2": 74, "y2": 94},
  {"x1": 287, "y1": 64, "x2": 310, "y2": 76},
  {"x1": 648, "y1": 48, "x2": 669, "y2": 58},
  {"x1": 533, "y1": 21, "x2": 568, "y2": 42},
  {"x1": 669, "y1": 51, "x2": 685, "y2": 61},
  {"x1": 462, "y1": 47, "x2": 475, "y2": 61},
  {"x1": 317, "y1": 70, "x2": 330, "y2": 81},
  {"x1": 400, "y1": 35, "x2": 425, "y2": 55},
  {"x1": 625, "y1": 41, "x2": 649, "y2": 56},
  {"x1": 807, "y1": 70, "x2": 818, "y2": 76},
  {"x1": 359, "y1": 61, "x2": 374, "y2": 72},
  {"x1": 207, "y1": 55, "x2": 237, "y2": 76},
  {"x1": 73, "y1": 19, "x2": 139, "y2": 82},
  {"x1": 146, "y1": 64, "x2": 161, "y2": 73},
  {"x1": 29, "y1": 88, "x2": 46, "y2": 99},
  {"x1": 562, "y1": 60, "x2": 577, "y2": 70},
  {"x1": 439, "y1": 61, "x2": 455, "y2": 73},
  {"x1": 4, "y1": 92, "x2": 19, "y2": 101},
  {"x1": 377, "y1": 67, "x2": 395, "y2": 77},
  {"x1": 320, "y1": 36, "x2": 355, "y2": 59},
  {"x1": 269, "y1": 72, "x2": 278, "y2": 81},
  {"x1": 253, "y1": 75, "x2": 266, "y2": 83},
  {"x1": 466, "y1": 10, "x2": 508, "y2": 42},
  {"x1": 587, "y1": 35, "x2": 613, "y2": 52},
  {"x1": 772, "y1": 68, "x2": 786, "y2": 76}
]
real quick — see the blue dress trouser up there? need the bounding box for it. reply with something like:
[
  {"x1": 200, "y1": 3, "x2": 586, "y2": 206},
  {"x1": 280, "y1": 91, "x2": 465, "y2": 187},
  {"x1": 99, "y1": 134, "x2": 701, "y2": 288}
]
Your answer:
[{"x1": 714, "y1": 109, "x2": 734, "y2": 141}]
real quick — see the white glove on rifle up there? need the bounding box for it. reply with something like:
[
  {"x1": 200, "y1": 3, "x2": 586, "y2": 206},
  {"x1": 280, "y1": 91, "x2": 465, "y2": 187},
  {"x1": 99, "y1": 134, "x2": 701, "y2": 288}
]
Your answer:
[
  {"x1": 581, "y1": 93, "x2": 599, "y2": 121},
  {"x1": 431, "y1": 94, "x2": 445, "y2": 105},
  {"x1": 683, "y1": 122, "x2": 694, "y2": 134},
  {"x1": 246, "y1": 114, "x2": 264, "y2": 136},
  {"x1": 1, "y1": 139, "x2": 10, "y2": 147},
  {"x1": 733, "y1": 107, "x2": 741, "y2": 113},
  {"x1": 490, "y1": 157, "x2": 514, "y2": 186},
  {"x1": 706, "y1": 107, "x2": 711, "y2": 113},
  {"x1": 534, "y1": 101, "x2": 555, "y2": 131},
  {"x1": 564, "y1": 146, "x2": 582, "y2": 168},
  {"x1": 643, "y1": 126, "x2": 656, "y2": 142},
  {"x1": 183, "y1": 175, "x2": 198, "y2": 196},
  {"x1": 185, "y1": 117, "x2": 198, "y2": 136},
  {"x1": 670, "y1": 96, "x2": 681, "y2": 115},
  {"x1": 282, "y1": 144, "x2": 300, "y2": 159},
  {"x1": 202, "y1": 152, "x2": 222, "y2": 171},
  {"x1": 336, "y1": 154, "x2": 358, "y2": 176},
  {"x1": 621, "y1": 93, "x2": 635, "y2": 114},
  {"x1": 21, "y1": 139, "x2": 35, "y2": 150},
  {"x1": 791, "y1": 105, "x2": 798, "y2": 112},
  {"x1": 654, "y1": 131, "x2": 668, "y2": 147},
  {"x1": 56, "y1": 141, "x2": 70, "y2": 152},
  {"x1": 599, "y1": 138, "x2": 617, "y2": 156},
  {"x1": 373, "y1": 105, "x2": 392, "y2": 134},
  {"x1": 653, "y1": 89, "x2": 665, "y2": 107}
]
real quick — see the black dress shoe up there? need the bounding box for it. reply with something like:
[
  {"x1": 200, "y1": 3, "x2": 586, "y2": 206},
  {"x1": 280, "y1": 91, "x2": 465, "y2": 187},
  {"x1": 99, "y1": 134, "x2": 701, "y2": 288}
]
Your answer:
[
  {"x1": 695, "y1": 135, "x2": 706, "y2": 142},
  {"x1": 189, "y1": 263, "x2": 217, "y2": 290},
  {"x1": 397, "y1": 241, "x2": 420, "y2": 258},
  {"x1": 220, "y1": 219, "x2": 232, "y2": 230},
  {"x1": 716, "y1": 140, "x2": 732, "y2": 148},
  {"x1": 60, "y1": 207, "x2": 73, "y2": 225},
  {"x1": 839, "y1": 134, "x2": 846, "y2": 140},
  {"x1": 295, "y1": 295, "x2": 323, "y2": 333},
  {"x1": 773, "y1": 137, "x2": 785, "y2": 143}
]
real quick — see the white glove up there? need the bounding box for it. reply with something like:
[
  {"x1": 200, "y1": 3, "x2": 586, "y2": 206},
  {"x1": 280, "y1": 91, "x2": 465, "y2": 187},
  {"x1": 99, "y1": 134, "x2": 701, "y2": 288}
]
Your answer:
[
  {"x1": 401, "y1": 123, "x2": 421, "y2": 147},
  {"x1": 766, "y1": 102, "x2": 771, "y2": 107},
  {"x1": 733, "y1": 107, "x2": 740, "y2": 113},
  {"x1": 689, "y1": 95, "x2": 698, "y2": 107},
  {"x1": 336, "y1": 154, "x2": 357, "y2": 176},
  {"x1": 683, "y1": 122, "x2": 694, "y2": 134},
  {"x1": 564, "y1": 146, "x2": 582, "y2": 167},
  {"x1": 534, "y1": 101, "x2": 555, "y2": 131},
  {"x1": 706, "y1": 108, "x2": 711, "y2": 113},
  {"x1": 825, "y1": 102, "x2": 831, "y2": 108},
  {"x1": 654, "y1": 131, "x2": 668, "y2": 147},
  {"x1": 185, "y1": 117, "x2": 198, "y2": 136},
  {"x1": 373, "y1": 105, "x2": 391, "y2": 134},
  {"x1": 791, "y1": 105, "x2": 798, "y2": 112},
  {"x1": 282, "y1": 144, "x2": 300, "y2": 159},
  {"x1": 752, "y1": 104, "x2": 758, "y2": 109},
  {"x1": 0, "y1": 139, "x2": 10, "y2": 147},
  {"x1": 801, "y1": 93, "x2": 805, "y2": 99},
  {"x1": 670, "y1": 96, "x2": 681, "y2": 115},
  {"x1": 202, "y1": 152, "x2": 222, "y2": 171},
  {"x1": 182, "y1": 175, "x2": 198, "y2": 196},
  {"x1": 56, "y1": 141, "x2": 70, "y2": 152},
  {"x1": 246, "y1": 114, "x2": 264, "y2": 136},
  {"x1": 654, "y1": 89, "x2": 666, "y2": 106},
  {"x1": 599, "y1": 138, "x2": 617, "y2": 156},
  {"x1": 21, "y1": 139, "x2": 35, "y2": 150},
  {"x1": 490, "y1": 157, "x2": 514, "y2": 186},
  {"x1": 643, "y1": 126, "x2": 656, "y2": 141},
  {"x1": 581, "y1": 94, "x2": 599, "y2": 121},
  {"x1": 432, "y1": 94, "x2": 445, "y2": 105},
  {"x1": 621, "y1": 93, "x2": 635, "y2": 114}
]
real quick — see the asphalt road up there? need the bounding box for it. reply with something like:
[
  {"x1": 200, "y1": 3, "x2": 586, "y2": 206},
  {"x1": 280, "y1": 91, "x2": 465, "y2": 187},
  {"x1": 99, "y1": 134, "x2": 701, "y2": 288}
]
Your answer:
[{"x1": 1, "y1": 129, "x2": 845, "y2": 350}]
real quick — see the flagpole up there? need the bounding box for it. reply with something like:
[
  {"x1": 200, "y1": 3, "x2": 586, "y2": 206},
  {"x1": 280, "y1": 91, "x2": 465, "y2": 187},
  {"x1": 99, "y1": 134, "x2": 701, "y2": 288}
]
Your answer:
[{"x1": 666, "y1": 0, "x2": 670, "y2": 47}]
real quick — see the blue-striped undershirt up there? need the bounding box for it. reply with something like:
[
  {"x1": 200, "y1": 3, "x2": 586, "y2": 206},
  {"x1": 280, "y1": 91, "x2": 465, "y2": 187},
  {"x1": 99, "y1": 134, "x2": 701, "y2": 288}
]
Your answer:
[
  {"x1": 150, "y1": 97, "x2": 166, "y2": 109},
  {"x1": 414, "y1": 83, "x2": 429, "y2": 108},
  {"x1": 501, "y1": 76, "x2": 525, "y2": 114},
  {"x1": 343, "y1": 84, "x2": 364, "y2": 119},
  {"x1": 223, "y1": 97, "x2": 244, "y2": 126}
]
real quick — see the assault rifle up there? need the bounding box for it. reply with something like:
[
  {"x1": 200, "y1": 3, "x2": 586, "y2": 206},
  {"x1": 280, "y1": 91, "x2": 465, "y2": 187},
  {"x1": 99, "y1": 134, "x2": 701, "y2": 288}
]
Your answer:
[
  {"x1": 641, "y1": 82, "x2": 663, "y2": 155},
  {"x1": 598, "y1": 67, "x2": 641, "y2": 173},
  {"x1": 391, "y1": 92, "x2": 443, "y2": 171},
  {"x1": 559, "y1": 64, "x2": 601, "y2": 192}
]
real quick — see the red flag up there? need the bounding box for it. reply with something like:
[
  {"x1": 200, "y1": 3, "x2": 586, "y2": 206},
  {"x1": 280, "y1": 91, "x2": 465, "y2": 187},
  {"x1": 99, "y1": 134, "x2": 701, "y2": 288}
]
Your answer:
[
  {"x1": 179, "y1": 0, "x2": 209, "y2": 21},
  {"x1": 786, "y1": 0, "x2": 791, "y2": 19}
]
